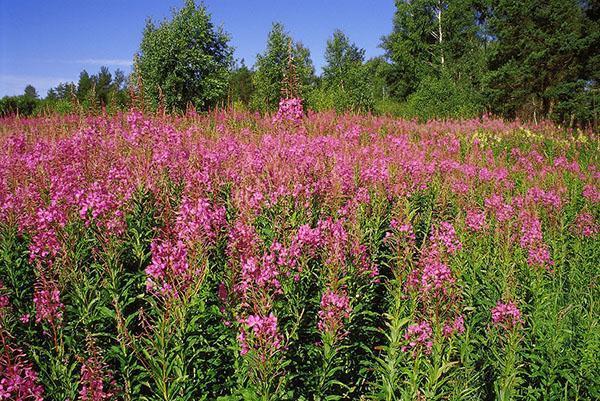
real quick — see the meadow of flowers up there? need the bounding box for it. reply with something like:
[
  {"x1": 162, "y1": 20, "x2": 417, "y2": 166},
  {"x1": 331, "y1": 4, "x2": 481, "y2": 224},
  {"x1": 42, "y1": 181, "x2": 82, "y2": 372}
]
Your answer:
[{"x1": 0, "y1": 104, "x2": 598, "y2": 400}]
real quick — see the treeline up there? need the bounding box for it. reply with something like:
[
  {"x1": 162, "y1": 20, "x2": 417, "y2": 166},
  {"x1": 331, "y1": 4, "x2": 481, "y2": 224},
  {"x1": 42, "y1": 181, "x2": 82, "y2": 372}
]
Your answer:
[
  {"x1": 2, "y1": 0, "x2": 598, "y2": 127},
  {"x1": 0, "y1": 66, "x2": 129, "y2": 116}
]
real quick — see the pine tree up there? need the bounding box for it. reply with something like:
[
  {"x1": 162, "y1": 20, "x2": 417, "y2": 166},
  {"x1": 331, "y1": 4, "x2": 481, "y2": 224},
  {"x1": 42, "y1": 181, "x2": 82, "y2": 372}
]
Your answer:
[
  {"x1": 96, "y1": 66, "x2": 113, "y2": 107},
  {"x1": 77, "y1": 70, "x2": 93, "y2": 102},
  {"x1": 24, "y1": 85, "x2": 38, "y2": 99}
]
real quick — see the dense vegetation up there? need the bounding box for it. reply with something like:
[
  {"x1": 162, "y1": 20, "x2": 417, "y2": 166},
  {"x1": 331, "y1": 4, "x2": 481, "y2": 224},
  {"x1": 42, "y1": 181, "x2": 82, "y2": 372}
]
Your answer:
[
  {"x1": 0, "y1": 108, "x2": 598, "y2": 400},
  {"x1": 1, "y1": 0, "x2": 598, "y2": 127}
]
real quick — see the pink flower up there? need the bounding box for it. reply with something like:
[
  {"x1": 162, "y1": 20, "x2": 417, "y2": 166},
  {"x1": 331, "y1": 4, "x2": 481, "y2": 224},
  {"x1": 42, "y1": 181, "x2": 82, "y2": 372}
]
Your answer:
[
  {"x1": 388, "y1": 220, "x2": 416, "y2": 245},
  {"x1": 519, "y1": 212, "x2": 553, "y2": 269},
  {"x1": 402, "y1": 320, "x2": 433, "y2": 355},
  {"x1": 527, "y1": 244, "x2": 553, "y2": 269},
  {"x1": 519, "y1": 213, "x2": 543, "y2": 248},
  {"x1": 238, "y1": 313, "x2": 282, "y2": 357},
  {"x1": 145, "y1": 238, "x2": 190, "y2": 294},
  {"x1": 582, "y1": 184, "x2": 599, "y2": 203},
  {"x1": 491, "y1": 300, "x2": 523, "y2": 330},
  {"x1": 272, "y1": 98, "x2": 304, "y2": 124},
  {"x1": 292, "y1": 224, "x2": 322, "y2": 256},
  {"x1": 317, "y1": 289, "x2": 352, "y2": 339},
  {"x1": 0, "y1": 346, "x2": 44, "y2": 401},
  {"x1": 443, "y1": 315, "x2": 465, "y2": 337},
  {"x1": 406, "y1": 246, "x2": 455, "y2": 297},
  {"x1": 78, "y1": 354, "x2": 115, "y2": 401},
  {"x1": 572, "y1": 212, "x2": 598, "y2": 237},
  {"x1": 0, "y1": 294, "x2": 8, "y2": 312},
  {"x1": 27, "y1": 205, "x2": 66, "y2": 263},
  {"x1": 235, "y1": 255, "x2": 281, "y2": 298},
  {"x1": 484, "y1": 194, "x2": 513, "y2": 223},
  {"x1": 422, "y1": 260, "x2": 453, "y2": 293},
  {"x1": 465, "y1": 209, "x2": 486, "y2": 232},
  {"x1": 432, "y1": 221, "x2": 462, "y2": 254},
  {"x1": 317, "y1": 218, "x2": 349, "y2": 268},
  {"x1": 227, "y1": 221, "x2": 259, "y2": 265},
  {"x1": 33, "y1": 280, "x2": 63, "y2": 324},
  {"x1": 176, "y1": 196, "x2": 226, "y2": 245}
]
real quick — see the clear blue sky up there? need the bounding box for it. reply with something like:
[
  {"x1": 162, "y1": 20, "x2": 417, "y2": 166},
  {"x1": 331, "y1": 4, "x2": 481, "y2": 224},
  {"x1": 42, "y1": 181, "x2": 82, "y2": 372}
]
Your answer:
[{"x1": 0, "y1": 0, "x2": 395, "y2": 97}]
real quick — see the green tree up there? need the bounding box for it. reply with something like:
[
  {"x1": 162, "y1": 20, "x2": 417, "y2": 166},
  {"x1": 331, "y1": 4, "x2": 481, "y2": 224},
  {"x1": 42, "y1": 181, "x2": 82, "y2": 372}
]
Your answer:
[
  {"x1": 48, "y1": 82, "x2": 76, "y2": 100},
  {"x1": 363, "y1": 57, "x2": 393, "y2": 102},
  {"x1": 404, "y1": 71, "x2": 483, "y2": 119},
  {"x1": 110, "y1": 68, "x2": 130, "y2": 109},
  {"x1": 24, "y1": 85, "x2": 38, "y2": 99},
  {"x1": 112, "y1": 69, "x2": 127, "y2": 92},
  {"x1": 228, "y1": 59, "x2": 254, "y2": 106},
  {"x1": 485, "y1": 0, "x2": 598, "y2": 125},
  {"x1": 77, "y1": 70, "x2": 93, "y2": 102},
  {"x1": 0, "y1": 85, "x2": 40, "y2": 116},
  {"x1": 322, "y1": 30, "x2": 364, "y2": 85},
  {"x1": 251, "y1": 22, "x2": 315, "y2": 111},
  {"x1": 382, "y1": 0, "x2": 487, "y2": 100},
  {"x1": 136, "y1": 0, "x2": 232, "y2": 111},
  {"x1": 95, "y1": 66, "x2": 113, "y2": 106},
  {"x1": 311, "y1": 30, "x2": 373, "y2": 112}
]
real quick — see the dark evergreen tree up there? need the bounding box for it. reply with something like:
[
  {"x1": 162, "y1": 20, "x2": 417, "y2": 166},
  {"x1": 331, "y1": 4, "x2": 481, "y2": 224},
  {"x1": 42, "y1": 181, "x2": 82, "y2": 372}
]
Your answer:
[
  {"x1": 77, "y1": 70, "x2": 93, "y2": 101},
  {"x1": 24, "y1": 85, "x2": 38, "y2": 99},
  {"x1": 228, "y1": 59, "x2": 254, "y2": 106},
  {"x1": 95, "y1": 66, "x2": 113, "y2": 106},
  {"x1": 485, "y1": 0, "x2": 595, "y2": 124}
]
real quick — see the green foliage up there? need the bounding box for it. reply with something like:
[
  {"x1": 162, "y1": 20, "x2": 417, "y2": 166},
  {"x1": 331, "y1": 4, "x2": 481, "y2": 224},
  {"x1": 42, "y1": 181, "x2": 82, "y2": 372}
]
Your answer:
[
  {"x1": 228, "y1": 60, "x2": 255, "y2": 107},
  {"x1": 24, "y1": 85, "x2": 39, "y2": 99},
  {"x1": 33, "y1": 98, "x2": 74, "y2": 116},
  {"x1": 402, "y1": 73, "x2": 483, "y2": 120},
  {"x1": 381, "y1": 0, "x2": 486, "y2": 100},
  {"x1": 322, "y1": 30, "x2": 364, "y2": 85},
  {"x1": 363, "y1": 57, "x2": 394, "y2": 103},
  {"x1": 485, "y1": 0, "x2": 597, "y2": 125},
  {"x1": 0, "y1": 85, "x2": 43, "y2": 116},
  {"x1": 306, "y1": 66, "x2": 374, "y2": 114},
  {"x1": 307, "y1": 30, "x2": 374, "y2": 113},
  {"x1": 136, "y1": 0, "x2": 233, "y2": 112},
  {"x1": 77, "y1": 70, "x2": 93, "y2": 102},
  {"x1": 47, "y1": 82, "x2": 76, "y2": 101},
  {"x1": 33, "y1": 66, "x2": 130, "y2": 115},
  {"x1": 378, "y1": 0, "x2": 598, "y2": 126},
  {"x1": 251, "y1": 22, "x2": 315, "y2": 111},
  {"x1": 0, "y1": 94, "x2": 39, "y2": 116}
]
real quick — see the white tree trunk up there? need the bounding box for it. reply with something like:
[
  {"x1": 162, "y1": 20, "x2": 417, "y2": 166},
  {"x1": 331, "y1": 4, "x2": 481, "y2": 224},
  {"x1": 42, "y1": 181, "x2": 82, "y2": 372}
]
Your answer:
[{"x1": 438, "y1": 0, "x2": 444, "y2": 66}]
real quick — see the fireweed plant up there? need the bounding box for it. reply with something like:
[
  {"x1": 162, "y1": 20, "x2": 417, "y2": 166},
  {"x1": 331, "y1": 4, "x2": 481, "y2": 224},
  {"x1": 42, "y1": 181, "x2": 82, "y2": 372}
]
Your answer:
[{"x1": 0, "y1": 106, "x2": 598, "y2": 400}]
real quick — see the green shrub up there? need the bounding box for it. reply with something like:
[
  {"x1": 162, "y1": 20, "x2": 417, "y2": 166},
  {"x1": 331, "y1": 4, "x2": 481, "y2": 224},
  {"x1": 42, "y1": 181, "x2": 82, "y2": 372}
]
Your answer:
[{"x1": 402, "y1": 74, "x2": 484, "y2": 120}]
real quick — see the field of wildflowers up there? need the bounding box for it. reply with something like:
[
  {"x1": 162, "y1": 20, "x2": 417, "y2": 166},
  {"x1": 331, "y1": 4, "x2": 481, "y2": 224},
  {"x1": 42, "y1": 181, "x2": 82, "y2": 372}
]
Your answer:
[{"x1": 0, "y1": 104, "x2": 598, "y2": 400}]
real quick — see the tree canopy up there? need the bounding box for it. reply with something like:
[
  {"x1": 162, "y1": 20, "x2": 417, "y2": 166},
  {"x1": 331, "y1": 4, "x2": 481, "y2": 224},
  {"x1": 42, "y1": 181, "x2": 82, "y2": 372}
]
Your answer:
[
  {"x1": 251, "y1": 22, "x2": 315, "y2": 111},
  {"x1": 136, "y1": 0, "x2": 232, "y2": 112}
]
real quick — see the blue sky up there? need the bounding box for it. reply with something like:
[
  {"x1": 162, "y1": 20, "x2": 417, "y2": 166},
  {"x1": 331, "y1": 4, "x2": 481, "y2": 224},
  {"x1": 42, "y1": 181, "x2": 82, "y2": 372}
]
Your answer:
[{"x1": 0, "y1": 1, "x2": 395, "y2": 97}]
